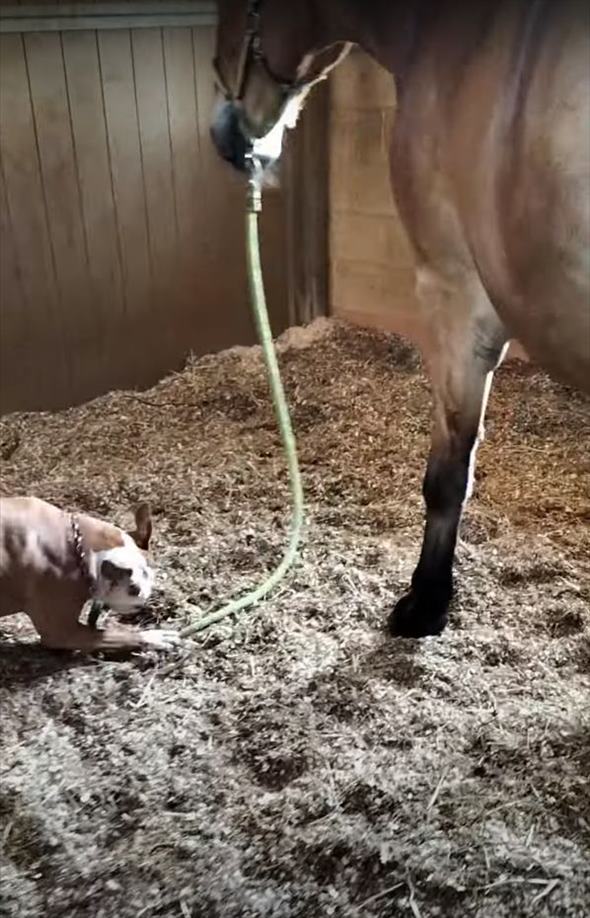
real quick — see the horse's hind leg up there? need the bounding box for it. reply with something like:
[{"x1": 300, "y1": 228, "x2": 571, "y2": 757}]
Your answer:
[{"x1": 389, "y1": 267, "x2": 508, "y2": 638}]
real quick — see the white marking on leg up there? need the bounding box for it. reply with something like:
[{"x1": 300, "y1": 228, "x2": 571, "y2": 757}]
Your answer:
[{"x1": 463, "y1": 342, "x2": 510, "y2": 507}]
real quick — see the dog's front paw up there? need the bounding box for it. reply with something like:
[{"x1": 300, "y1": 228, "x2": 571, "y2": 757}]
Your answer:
[{"x1": 140, "y1": 629, "x2": 181, "y2": 652}]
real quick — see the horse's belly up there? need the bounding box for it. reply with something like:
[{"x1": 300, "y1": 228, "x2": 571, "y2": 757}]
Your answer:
[
  {"x1": 458, "y1": 10, "x2": 590, "y2": 391},
  {"x1": 486, "y1": 270, "x2": 590, "y2": 392},
  {"x1": 392, "y1": 0, "x2": 589, "y2": 391},
  {"x1": 468, "y1": 146, "x2": 590, "y2": 390}
]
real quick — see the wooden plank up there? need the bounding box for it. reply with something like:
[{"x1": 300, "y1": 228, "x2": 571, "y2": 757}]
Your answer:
[
  {"x1": 131, "y1": 26, "x2": 179, "y2": 373},
  {"x1": 192, "y1": 26, "x2": 292, "y2": 344},
  {"x1": 162, "y1": 25, "x2": 206, "y2": 343},
  {"x1": 331, "y1": 258, "x2": 418, "y2": 319},
  {"x1": 328, "y1": 52, "x2": 417, "y2": 342},
  {"x1": 0, "y1": 2, "x2": 218, "y2": 33},
  {"x1": 98, "y1": 28, "x2": 153, "y2": 385},
  {"x1": 25, "y1": 30, "x2": 102, "y2": 403},
  {"x1": 0, "y1": 156, "x2": 33, "y2": 411},
  {"x1": 191, "y1": 25, "x2": 253, "y2": 350},
  {"x1": 0, "y1": 160, "x2": 28, "y2": 350},
  {"x1": 1, "y1": 1, "x2": 216, "y2": 13},
  {"x1": 331, "y1": 51, "x2": 395, "y2": 112},
  {"x1": 330, "y1": 109, "x2": 395, "y2": 218},
  {"x1": 259, "y1": 182, "x2": 290, "y2": 336},
  {"x1": 331, "y1": 259, "x2": 427, "y2": 350},
  {"x1": 331, "y1": 211, "x2": 415, "y2": 269},
  {"x1": 1, "y1": 20, "x2": 297, "y2": 413},
  {"x1": 62, "y1": 29, "x2": 130, "y2": 389},
  {"x1": 285, "y1": 83, "x2": 330, "y2": 325},
  {"x1": 0, "y1": 33, "x2": 69, "y2": 408}
]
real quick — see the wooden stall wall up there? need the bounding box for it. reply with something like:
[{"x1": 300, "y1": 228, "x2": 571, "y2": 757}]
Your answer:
[
  {"x1": 329, "y1": 51, "x2": 425, "y2": 346},
  {"x1": 0, "y1": 2, "x2": 326, "y2": 414}
]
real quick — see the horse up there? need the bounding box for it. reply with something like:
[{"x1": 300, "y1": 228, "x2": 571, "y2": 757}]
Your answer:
[{"x1": 210, "y1": 0, "x2": 590, "y2": 638}]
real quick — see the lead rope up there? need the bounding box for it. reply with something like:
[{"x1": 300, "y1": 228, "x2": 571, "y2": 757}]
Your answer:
[{"x1": 179, "y1": 162, "x2": 305, "y2": 640}]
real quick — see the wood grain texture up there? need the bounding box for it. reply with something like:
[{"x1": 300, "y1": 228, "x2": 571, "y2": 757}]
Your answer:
[
  {"x1": 0, "y1": 32, "x2": 69, "y2": 409},
  {"x1": 62, "y1": 29, "x2": 127, "y2": 389},
  {"x1": 25, "y1": 30, "x2": 103, "y2": 402},
  {"x1": 1, "y1": 22, "x2": 298, "y2": 413},
  {"x1": 329, "y1": 52, "x2": 423, "y2": 346}
]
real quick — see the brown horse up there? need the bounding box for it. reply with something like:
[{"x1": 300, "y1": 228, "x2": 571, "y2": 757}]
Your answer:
[{"x1": 211, "y1": 0, "x2": 590, "y2": 638}]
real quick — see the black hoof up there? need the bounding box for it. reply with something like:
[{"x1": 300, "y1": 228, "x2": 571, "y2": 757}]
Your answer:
[{"x1": 388, "y1": 590, "x2": 449, "y2": 638}]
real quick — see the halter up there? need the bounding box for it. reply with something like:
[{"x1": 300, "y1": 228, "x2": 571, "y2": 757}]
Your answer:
[{"x1": 214, "y1": 0, "x2": 303, "y2": 103}]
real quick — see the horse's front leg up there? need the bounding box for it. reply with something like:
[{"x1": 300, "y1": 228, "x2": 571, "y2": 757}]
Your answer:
[{"x1": 389, "y1": 268, "x2": 508, "y2": 638}]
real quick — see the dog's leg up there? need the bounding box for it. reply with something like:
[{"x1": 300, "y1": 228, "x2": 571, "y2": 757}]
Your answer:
[{"x1": 38, "y1": 619, "x2": 180, "y2": 654}]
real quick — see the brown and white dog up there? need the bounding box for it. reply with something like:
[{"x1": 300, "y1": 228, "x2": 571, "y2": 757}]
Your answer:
[{"x1": 0, "y1": 496, "x2": 180, "y2": 653}]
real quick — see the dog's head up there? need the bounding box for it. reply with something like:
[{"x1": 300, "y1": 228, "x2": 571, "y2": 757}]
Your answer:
[{"x1": 94, "y1": 504, "x2": 155, "y2": 613}]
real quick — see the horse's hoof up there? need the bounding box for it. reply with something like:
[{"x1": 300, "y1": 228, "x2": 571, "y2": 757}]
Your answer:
[{"x1": 388, "y1": 590, "x2": 449, "y2": 638}]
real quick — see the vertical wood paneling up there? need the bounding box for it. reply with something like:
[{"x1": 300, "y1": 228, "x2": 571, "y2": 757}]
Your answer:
[
  {"x1": 192, "y1": 25, "x2": 250, "y2": 350},
  {"x1": 97, "y1": 28, "x2": 153, "y2": 382},
  {"x1": 0, "y1": 161, "x2": 27, "y2": 349},
  {"x1": 328, "y1": 52, "x2": 427, "y2": 348},
  {"x1": 0, "y1": 22, "x2": 297, "y2": 414},
  {"x1": 191, "y1": 25, "x2": 289, "y2": 345},
  {"x1": 0, "y1": 32, "x2": 69, "y2": 408},
  {"x1": 24, "y1": 30, "x2": 103, "y2": 402},
  {"x1": 131, "y1": 26, "x2": 179, "y2": 371},
  {"x1": 162, "y1": 25, "x2": 205, "y2": 341},
  {"x1": 0, "y1": 158, "x2": 31, "y2": 408},
  {"x1": 61, "y1": 29, "x2": 127, "y2": 390},
  {"x1": 285, "y1": 85, "x2": 330, "y2": 326}
]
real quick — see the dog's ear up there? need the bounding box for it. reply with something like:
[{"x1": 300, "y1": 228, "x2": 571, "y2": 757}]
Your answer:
[
  {"x1": 101, "y1": 559, "x2": 132, "y2": 583},
  {"x1": 130, "y1": 502, "x2": 152, "y2": 550}
]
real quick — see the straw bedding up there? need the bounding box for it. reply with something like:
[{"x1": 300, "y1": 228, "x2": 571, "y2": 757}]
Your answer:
[{"x1": 0, "y1": 320, "x2": 588, "y2": 918}]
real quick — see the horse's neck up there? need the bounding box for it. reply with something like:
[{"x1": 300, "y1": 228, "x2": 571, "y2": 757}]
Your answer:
[
  {"x1": 334, "y1": 0, "x2": 500, "y2": 86},
  {"x1": 333, "y1": 0, "x2": 433, "y2": 79}
]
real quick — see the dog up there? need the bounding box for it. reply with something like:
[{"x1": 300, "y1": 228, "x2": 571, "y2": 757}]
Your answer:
[{"x1": 0, "y1": 496, "x2": 180, "y2": 653}]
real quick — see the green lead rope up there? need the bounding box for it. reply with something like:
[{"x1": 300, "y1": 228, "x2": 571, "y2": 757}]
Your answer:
[{"x1": 180, "y1": 171, "x2": 305, "y2": 639}]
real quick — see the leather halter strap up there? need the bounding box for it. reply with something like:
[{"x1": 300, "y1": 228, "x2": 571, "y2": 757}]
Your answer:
[{"x1": 213, "y1": 0, "x2": 304, "y2": 102}]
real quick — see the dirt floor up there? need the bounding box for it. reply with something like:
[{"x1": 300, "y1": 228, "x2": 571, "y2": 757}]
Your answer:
[{"x1": 0, "y1": 320, "x2": 589, "y2": 918}]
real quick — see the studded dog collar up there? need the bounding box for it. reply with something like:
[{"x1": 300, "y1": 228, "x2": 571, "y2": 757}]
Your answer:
[
  {"x1": 70, "y1": 514, "x2": 106, "y2": 628},
  {"x1": 70, "y1": 515, "x2": 95, "y2": 592}
]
